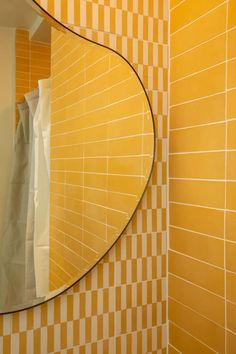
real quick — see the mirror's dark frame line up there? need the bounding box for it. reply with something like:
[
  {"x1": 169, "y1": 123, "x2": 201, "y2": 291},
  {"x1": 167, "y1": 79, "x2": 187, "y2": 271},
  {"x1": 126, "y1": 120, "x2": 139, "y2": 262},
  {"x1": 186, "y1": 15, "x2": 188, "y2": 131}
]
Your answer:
[{"x1": 0, "y1": 0, "x2": 157, "y2": 315}]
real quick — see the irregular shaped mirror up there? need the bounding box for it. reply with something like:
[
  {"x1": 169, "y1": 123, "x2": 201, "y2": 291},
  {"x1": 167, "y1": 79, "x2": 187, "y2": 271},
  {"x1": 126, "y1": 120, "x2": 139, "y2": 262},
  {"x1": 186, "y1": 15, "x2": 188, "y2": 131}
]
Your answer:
[{"x1": 0, "y1": 0, "x2": 155, "y2": 313}]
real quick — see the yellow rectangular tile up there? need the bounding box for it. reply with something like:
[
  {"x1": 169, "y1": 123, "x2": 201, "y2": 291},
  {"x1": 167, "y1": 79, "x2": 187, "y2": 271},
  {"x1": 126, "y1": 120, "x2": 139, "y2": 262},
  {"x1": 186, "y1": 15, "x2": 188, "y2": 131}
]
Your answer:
[
  {"x1": 170, "y1": 203, "x2": 224, "y2": 238},
  {"x1": 169, "y1": 321, "x2": 219, "y2": 354},
  {"x1": 170, "y1": 123, "x2": 225, "y2": 152},
  {"x1": 228, "y1": 89, "x2": 236, "y2": 119},
  {"x1": 228, "y1": 58, "x2": 236, "y2": 89},
  {"x1": 169, "y1": 298, "x2": 225, "y2": 353},
  {"x1": 170, "y1": 179, "x2": 225, "y2": 208},
  {"x1": 170, "y1": 226, "x2": 224, "y2": 267},
  {"x1": 227, "y1": 271, "x2": 236, "y2": 303},
  {"x1": 169, "y1": 250, "x2": 225, "y2": 295},
  {"x1": 227, "y1": 331, "x2": 236, "y2": 354},
  {"x1": 228, "y1": 0, "x2": 236, "y2": 29},
  {"x1": 228, "y1": 28, "x2": 236, "y2": 59},
  {"x1": 169, "y1": 152, "x2": 225, "y2": 179},
  {"x1": 170, "y1": 93, "x2": 225, "y2": 129},
  {"x1": 227, "y1": 152, "x2": 236, "y2": 180},
  {"x1": 171, "y1": 4, "x2": 226, "y2": 57},
  {"x1": 227, "y1": 120, "x2": 236, "y2": 149},
  {"x1": 226, "y1": 182, "x2": 236, "y2": 210},
  {"x1": 168, "y1": 344, "x2": 180, "y2": 354},
  {"x1": 171, "y1": 63, "x2": 225, "y2": 105},
  {"x1": 227, "y1": 301, "x2": 236, "y2": 333},
  {"x1": 170, "y1": 34, "x2": 226, "y2": 82},
  {"x1": 169, "y1": 274, "x2": 225, "y2": 325},
  {"x1": 170, "y1": 0, "x2": 184, "y2": 9},
  {"x1": 226, "y1": 240, "x2": 236, "y2": 272},
  {"x1": 226, "y1": 211, "x2": 236, "y2": 241},
  {"x1": 170, "y1": 0, "x2": 224, "y2": 34}
]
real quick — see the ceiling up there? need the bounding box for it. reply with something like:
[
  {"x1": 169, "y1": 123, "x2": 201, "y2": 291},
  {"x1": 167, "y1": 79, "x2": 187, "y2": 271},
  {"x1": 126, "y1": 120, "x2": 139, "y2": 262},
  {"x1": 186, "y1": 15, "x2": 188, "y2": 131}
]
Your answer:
[{"x1": 0, "y1": 0, "x2": 38, "y2": 29}]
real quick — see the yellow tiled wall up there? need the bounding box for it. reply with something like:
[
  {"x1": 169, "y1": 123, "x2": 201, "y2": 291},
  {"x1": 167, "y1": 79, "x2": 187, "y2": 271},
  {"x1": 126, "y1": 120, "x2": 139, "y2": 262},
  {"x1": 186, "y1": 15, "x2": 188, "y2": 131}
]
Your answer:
[
  {"x1": 0, "y1": 1, "x2": 169, "y2": 353},
  {"x1": 169, "y1": 1, "x2": 236, "y2": 353},
  {"x1": 15, "y1": 29, "x2": 51, "y2": 125},
  {"x1": 50, "y1": 27, "x2": 154, "y2": 291}
]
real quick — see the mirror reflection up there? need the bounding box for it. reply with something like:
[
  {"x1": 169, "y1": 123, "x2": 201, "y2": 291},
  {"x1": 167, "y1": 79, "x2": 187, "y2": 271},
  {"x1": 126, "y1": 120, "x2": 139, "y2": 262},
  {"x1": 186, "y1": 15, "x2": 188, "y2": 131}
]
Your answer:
[{"x1": 0, "y1": 0, "x2": 155, "y2": 313}]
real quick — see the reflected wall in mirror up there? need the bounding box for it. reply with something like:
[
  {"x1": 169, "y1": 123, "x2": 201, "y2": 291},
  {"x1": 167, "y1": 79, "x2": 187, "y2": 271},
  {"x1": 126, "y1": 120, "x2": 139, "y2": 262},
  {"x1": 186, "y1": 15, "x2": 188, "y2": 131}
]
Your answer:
[{"x1": 0, "y1": 0, "x2": 155, "y2": 313}]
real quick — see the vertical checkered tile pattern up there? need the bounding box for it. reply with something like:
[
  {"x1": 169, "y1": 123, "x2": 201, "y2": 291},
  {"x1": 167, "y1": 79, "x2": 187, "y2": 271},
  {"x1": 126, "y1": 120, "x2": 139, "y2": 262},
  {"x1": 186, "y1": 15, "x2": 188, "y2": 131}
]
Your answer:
[{"x1": 0, "y1": 1, "x2": 169, "y2": 353}]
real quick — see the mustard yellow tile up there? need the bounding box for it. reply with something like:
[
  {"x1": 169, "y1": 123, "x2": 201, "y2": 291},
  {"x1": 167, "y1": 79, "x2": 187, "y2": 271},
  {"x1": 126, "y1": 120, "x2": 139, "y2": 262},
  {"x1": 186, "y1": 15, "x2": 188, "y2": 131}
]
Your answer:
[
  {"x1": 228, "y1": 58, "x2": 236, "y2": 89},
  {"x1": 169, "y1": 274, "x2": 225, "y2": 325},
  {"x1": 227, "y1": 152, "x2": 236, "y2": 180},
  {"x1": 227, "y1": 271, "x2": 236, "y2": 303},
  {"x1": 170, "y1": 203, "x2": 224, "y2": 238},
  {"x1": 226, "y1": 211, "x2": 236, "y2": 241},
  {"x1": 83, "y1": 216, "x2": 107, "y2": 242},
  {"x1": 169, "y1": 152, "x2": 225, "y2": 179},
  {"x1": 108, "y1": 175, "x2": 144, "y2": 195},
  {"x1": 108, "y1": 136, "x2": 143, "y2": 156},
  {"x1": 170, "y1": 179, "x2": 225, "y2": 208},
  {"x1": 228, "y1": 0, "x2": 236, "y2": 29},
  {"x1": 84, "y1": 202, "x2": 107, "y2": 224},
  {"x1": 82, "y1": 230, "x2": 108, "y2": 252},
  {"x1": 170, "y1": 34, "x2": 226, "y2": 82},
  {"x1": 108, "y1": 115, "x2": 143, "y2": 139},
  {"x1": 169, "y1": 250, "x2": 224, "y2": 295},
  {"x1": 107, "y1": 192, "x2": 137, "y2": 214},
  {"x1": 84, "y1": 157, "x2": 107, "y2": 173},
  {"x1": 227, "y1": 301, "x2": 236, "y2": 334},
  {"x1": 228, "y1": 89, "x2": 236, "y2": 119},
  {"x1": 171, "y1": 63, "x2": 225, "y2": 105},
  {"x1": 227, "y1": 120, "x2": 236, "y2": 149},
  {"x1": 169, "y1": 322, "x2": 216, "y2": 354},
  {"x1": 170, "y1": 123, "x2": 225, "y2": 152},
  {"x1": 170, "y1": 93, "x2": 225, "y2": 129},
  {"x1": 107, "y1": 209, "x2": 127, "y2": 229},
  {"x1": 171, "y1": 4, "x2": 226, "y2": 57},
  {"x1": 227, "y1": 182, "x2": 236, "y2": 210},
  {"x1": 170, "y1": 0, "x2": 184, "y2": 9},
  {"x1": 170, "y1": 0, "x2": 224, "y2": 34},
  {"x1": 108, "y1": 156, "x2": 144, "y2": 175},
  {"x1": 227, "y1": 331, "x2": 236, "y2": 354},
  {"x1": 228, "y1": 28, "x2": 236, "y2": 59},
  {"x1": 226, "y1": 240, "x2": 236, "y2": 272},
  {"x1": 170, "y1": 226, "x2": 224, "y2": 267},
  {"x1": 168, "y1": 345, "x2": 180, "y2": 354},
  {"x1": 84, "y1": 173, "x2": 107, "y2": 190},
  {"x1": 168, "y1": 298, "x2": 225, "y2": 353}
]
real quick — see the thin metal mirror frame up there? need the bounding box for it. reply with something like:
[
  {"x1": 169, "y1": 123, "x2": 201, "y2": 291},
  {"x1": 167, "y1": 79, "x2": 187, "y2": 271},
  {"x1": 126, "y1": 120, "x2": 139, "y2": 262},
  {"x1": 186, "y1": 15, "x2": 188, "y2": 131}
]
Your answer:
[{"x1": 0, "y1": 0, "x2": 156, "y2": 315}]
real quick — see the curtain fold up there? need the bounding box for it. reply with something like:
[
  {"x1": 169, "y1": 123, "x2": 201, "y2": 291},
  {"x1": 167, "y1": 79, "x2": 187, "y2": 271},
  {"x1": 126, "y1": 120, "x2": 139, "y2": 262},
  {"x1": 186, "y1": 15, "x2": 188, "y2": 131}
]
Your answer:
[{"x1": 0, "y1": 78, "x2": 51, "y2": 310}]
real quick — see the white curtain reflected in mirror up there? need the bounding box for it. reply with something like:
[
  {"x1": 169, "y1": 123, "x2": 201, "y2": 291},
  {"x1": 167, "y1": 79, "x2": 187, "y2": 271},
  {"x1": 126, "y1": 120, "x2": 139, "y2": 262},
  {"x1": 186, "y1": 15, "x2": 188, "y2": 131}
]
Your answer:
[{"x1": 0, "y1": 79, "x2": 51, "y2": 311}]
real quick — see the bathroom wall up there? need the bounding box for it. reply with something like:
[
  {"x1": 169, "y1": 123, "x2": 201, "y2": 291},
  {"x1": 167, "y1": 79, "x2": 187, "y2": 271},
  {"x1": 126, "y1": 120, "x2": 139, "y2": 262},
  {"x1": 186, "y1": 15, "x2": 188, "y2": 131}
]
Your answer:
[
  {"x1": 15, "y1": 28, "x2": 51, "y2": 125},
  {"x1": 0, "y1": 27, "x2": 15, "y2": 235},
  {"x1": 169, "y1": 0, "x2": 236, "y2": 353},
  {"x1": 50, "y1": 27, "x2": 154, "y2": 291},
  {"x1": 0, "y1": 1, "x2": 168, "y2": 354}
]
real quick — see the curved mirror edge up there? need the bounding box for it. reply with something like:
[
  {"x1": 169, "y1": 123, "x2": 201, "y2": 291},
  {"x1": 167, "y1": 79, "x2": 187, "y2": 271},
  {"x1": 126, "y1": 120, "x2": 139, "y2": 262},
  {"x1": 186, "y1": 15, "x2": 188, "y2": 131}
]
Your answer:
[{"x1": 0, "y1": 0, "x2": 155, "y2": 314}]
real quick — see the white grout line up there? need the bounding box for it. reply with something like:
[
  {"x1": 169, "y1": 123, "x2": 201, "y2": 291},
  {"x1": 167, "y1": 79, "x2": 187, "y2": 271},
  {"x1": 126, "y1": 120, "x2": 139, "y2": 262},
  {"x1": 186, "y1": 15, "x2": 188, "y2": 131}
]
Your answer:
[
  {"x1": 169, "y1": 149, "x2": 225, "y2": 155},
  {"x1": 169, "y1": 225, "x2": 224, "y2": 243},
  {"x1": 169, "y1": 272, "x2": 225, "y2": 300},
  {"x1": 224, "y1": 2, "x2": 229, "y2": 351},
  {"x1": 170, "y1": 0, "x2": 186, "y2": 12},
  {"x1": 169, "y1": 201, "x2": 228, "y2": 212},
  {"x1": 170, "y1": 1, "x2": 226, "y2": 37},
  {"x1": 170, "y1": 23, "x2": 236, "y2": 61},
  {"x1": 169, "y1": 249, "x2": 225, "y2": 271},
  {"x1": 169, "y1": 297, "x2": 225, "y2": 330},
  {"x1": 170, "y1": 61, "x2": 226, "y2": 85},
  {"x1": 169, "y1": 320, "x2": 219, "y2": 353},
  {"x1": 169, "y1": 120, "x2": 226, "y2": 131},
  {"x1": 170, "y1": 90, "x2": 226, "y2": 108}
]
